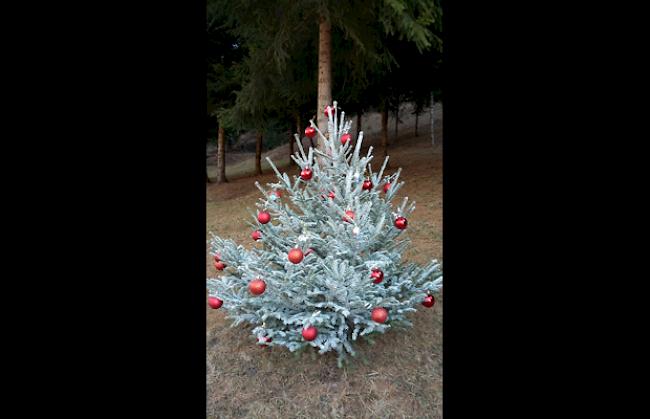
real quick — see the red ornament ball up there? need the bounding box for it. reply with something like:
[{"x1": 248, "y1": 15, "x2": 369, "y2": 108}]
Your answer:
[
  {"x1": 214, "y1": 261, "x2": 226, "y2": 271},
  {"x1": 371, "y1": 268, "x2": 384, "y2": 284},
  {"x1": 340, "y1": 133, "x2": 351, "y2": 145},
  {"x1": 288, "y1": 248, "x2": 304, "y2": 264},
  {"x1": 208, "y1": 297, "x2": 223, "y2": 309},
  {"x1": 422, "y1": 295, "x2": 435, "y2": 308},
  {"x1": 328, "y1": 191, "x2": 335, "y2": 199},
  {"x1": 305, "y1": 126, "x2": 316, "y2": 138},
  {"x1": 302, "y1": 326, "x2": 318, "y2": 341},
  {"x1": 257, "y1": 211, "x2": 271, "y2": 224},
  {"x1": 300, "y1": 167, "x2": 313, "y2": 180},
  {"x1": 257, "y1": 336, "x2": 272, "y2": 347},
  {"x1": 324, "y1": 105, "x2": 335, "y2": 118},
  {"x1": 362, "y1": 180, "x2": 373, "y2": 190},
  {"x1": 269, "y1": 190, "x2": 282, "y2": 199},
  {"x1": 343, "y1": 210, "x2": 355, "y2": 222},
  {"x1": 371, "y1": 307, "x2": 389, "y2": 323},
  {"x1": 251, "y1": 230, "x2": 262, "y2": 241},
  {"x1": 383, "y1": 182, "x2": 391, "y2": 193},
  {"x1": 213, "y1": 253, "x2": 221, "y2": 262},
  {"x1": 395, "y1": 216, "x2": 408, "y2": 230},
  {"x1": 248, "y1": 279, "x2": 266, "y2": 295}
]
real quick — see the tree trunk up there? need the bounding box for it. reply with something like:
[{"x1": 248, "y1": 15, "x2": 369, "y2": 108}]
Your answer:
[
  {"x1": 292, "y1": 113, "x2": 299, "y2": 165},
  {"x1": 415, "y1": 112, "x2": 419, "y2": 137},
  {"x1": 381, "y1": 109, "x2": 389, "y2": 161},
  {"x1": 216, "y1": 125, "x2": 227, "y2": 183},
  {"x1": 255, "y1": 131, "x2": 263, "y2": 175},
  {"x1": 356, "y1": 112, "x2": 362, "y2": 139},
  {"x1": 394, "y1": 101, "x2": 399, "y2": 142},
  {"x1": 430, "y1": 92, "x2": 435, "y2": 146},
  {"x1": 316, "y1": 14, "x2": 332, "y2": 149}
]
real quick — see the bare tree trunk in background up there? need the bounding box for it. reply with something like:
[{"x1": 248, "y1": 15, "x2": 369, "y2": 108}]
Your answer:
[
  {"x1": 292, "y1": 113, "x2": 300, "y2": 165},
  {"x1": 430, "y1": 92, "x2": 435, "y2": 146},
  {"x1": 255, "y1": 131, "x2": 263, "y2": 175},
  {"x1": 381, "y1": 109, "x2": 389, "y2": 162},
  {"x1": 316, "y1": 15, "x2": 332, "y2": 149},
  {"x1": 356, "y1": 112, "x2": 362, "y2": 139},
  {"x1": 415, "y1": 112, "x2": 419, "y2": 137},
  {"x1": 393, "y1": 101, "x2": 399, "y2": 142},
  {"x1": 216, "y1": 125, "x2": 227, "y2": 183}
]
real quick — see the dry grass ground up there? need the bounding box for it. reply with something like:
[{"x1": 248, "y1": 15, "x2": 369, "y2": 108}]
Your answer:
[{"x1": 206, "y1": 105, "x2": 442, "y2": 418}]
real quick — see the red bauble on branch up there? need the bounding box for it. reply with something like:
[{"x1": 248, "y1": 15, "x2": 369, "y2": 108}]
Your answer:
[
  {"x1": 343, "y1": 210, "x2": 355, "y2": 222},
  {"x1": 214, "y1": 261, "x2": 226, "y2": 271},
  {"x1": 324, "y1": 105, "x2": 335, "y2": 118},
  {"x1": 422, "y1": 295, "x2": 435, "y2": 308},
  {"x1": 362, "y1": 180, "x2": 373, "y2": 190},
  {"x1": 370, "y1": 268, "x2": 384, "y2": 284},
  {"x1": 394, "y1": 216, "x2": 408, "y2": 230},
  {"x1": 340, "y1": 133, "x2": 351, "y2": 145},
  {"x1": 257, "y1": 211, "x2": 271, "y2": 224},
  {"x1": 257, "y1": 336, "x2": 272, "y2": 347},
  {"x1": 251, "y1": 230, "x2": 262, "y2": 241},
  {"x1": 269, "y1": 190, "x2": 282, "y2": 199},
  {"x1": 383, "y1": 182, "x2": 391, "y2": 193},
  {"x1": 371, "y1": 307, "x2": 388, "y2": 323},
  {"x1": 304, "y1": 126, "x2": 316, "y2": 138},
  {"x1": 288, "y1": 248, "x2": 304, "y2": 264},
  {"x1": 208, "y1": 297, "x2": 223, "y2": 309},
  {"x1": 302, "y1": 326, "x2": 318, "y2": 341},
  {"x1": 300, "y1": 167, "x2": 313, "y2": 180},
  {"x1": 248, "y1": 279, "x2": 266, "y2": 295},
  {"x1": 213, "y1": 253, "x2": 221, "y2": 262},
  {"x1": 328, "y1": 191, "x2": 335, "y2": 199}
]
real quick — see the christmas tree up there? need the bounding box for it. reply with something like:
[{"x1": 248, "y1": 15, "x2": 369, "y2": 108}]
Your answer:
[{"x1": 207, "y1": 101, "x2": 442, "y2": 366}]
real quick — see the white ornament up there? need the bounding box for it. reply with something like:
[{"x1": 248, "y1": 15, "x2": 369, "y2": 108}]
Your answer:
[
  {"x1": 352, "y1": 226, "x2": 360, "y2": 235},
  {"x1": 298, "y1": 234, "x2": 308, "y2": 242},
  {"x1": 353, "y1": 172, "x2": 360, "y2": 180}
]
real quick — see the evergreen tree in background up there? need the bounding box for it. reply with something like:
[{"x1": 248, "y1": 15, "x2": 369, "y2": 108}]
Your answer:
[
  {"x1": 207, "y1": 12, "x2": 246, "y2": 183},
  {"x1": 209, "y1": 0, "x2": 441, "y2": 152},
  {"x1": 207, "y1": 102, "x2": 442, "y2": 366}
]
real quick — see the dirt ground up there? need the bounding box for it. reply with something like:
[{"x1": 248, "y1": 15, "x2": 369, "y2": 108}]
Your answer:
[{"x1": 206, "y1": 105, "x2": 442, "y2": 418}]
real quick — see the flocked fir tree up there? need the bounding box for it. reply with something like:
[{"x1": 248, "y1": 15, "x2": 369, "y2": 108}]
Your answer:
[{"x1": 207, "y1": 101, "x2": 442, "y2": 366}]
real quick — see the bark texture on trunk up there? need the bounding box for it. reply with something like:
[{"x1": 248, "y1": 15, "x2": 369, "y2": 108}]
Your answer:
[
  {"x1": 316, "y1": 15, "x2": 332, "y2": 149},
  {"x1": 292, "y1": 113, "x2": 299, "y2": 165},
  {"x1": 394, "y1": 102, "x2": 399, "y2": 142},
  {"x1": 415, "y1": 112, "x2": 419, "y2": 137},
  {"x1": 255, "y1": 131, "x2": 263, "y2": 175},
  {"x1": 381, "y1": 109, "x2": 389, "y2": 161},
  {"x1": 356, "y1": 112, "x2": 362, "y2": 139},
  {"x1": 430, "y1": 92, "x2": 435, "y2": 146},
  {"x1": 216, "y1": 125, "x2": 227, "y2": 183}
]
